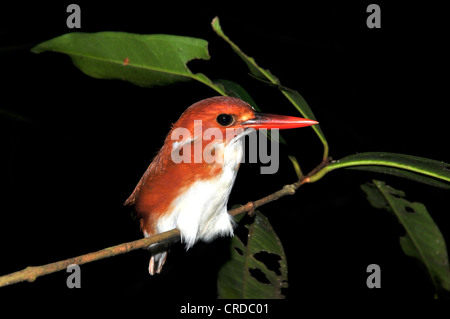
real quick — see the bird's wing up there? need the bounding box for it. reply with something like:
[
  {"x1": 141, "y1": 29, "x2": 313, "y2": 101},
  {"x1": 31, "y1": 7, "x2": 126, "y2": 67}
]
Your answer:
[
  {"x1": 124, "y1": 162, "x2": 154, "y2": 206},
  {"x1": 123, "y1": 147, "x2": 167, "y2": 207},
  {"x1": 124, "y1": 178, "x2": 142, "y2": 206}
]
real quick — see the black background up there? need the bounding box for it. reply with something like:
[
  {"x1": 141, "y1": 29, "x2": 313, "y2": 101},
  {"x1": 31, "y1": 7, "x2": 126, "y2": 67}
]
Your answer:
[{"x1": 1, "y1": 0, "x2": 449, "y2": 309}]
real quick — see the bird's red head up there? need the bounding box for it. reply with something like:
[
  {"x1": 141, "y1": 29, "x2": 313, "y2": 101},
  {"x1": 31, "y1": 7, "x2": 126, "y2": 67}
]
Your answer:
[
  {"x1": 171, "y1": 96, "x2": 317, "y2": 136},
  {"x1": 165, "y1": 96, "x2": 318, "y2": 162},
  {"x1": 125, "y1": 96, "x2": 318, "y2": 275}
]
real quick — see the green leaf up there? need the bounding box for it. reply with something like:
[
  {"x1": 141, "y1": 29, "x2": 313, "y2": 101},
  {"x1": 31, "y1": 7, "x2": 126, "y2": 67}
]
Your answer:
[
  {"x1": 310, "y1": 152, "x2": 450, "y2": 188},
  {"x1": 213, "y1": 79, "x2": 260, "y2": 110},
  {"x1": 361, "y1": 180, "x2": 450, "y2": 293},
  {"x1": 212, "y1": 17, "x2": 328, "y2": 159},
  {"x1": 217, "y1": 211, "x2": 288, "y2": 299},
  {"x1": 31, "y1": 32, "x2": 226, "y2": 94}
]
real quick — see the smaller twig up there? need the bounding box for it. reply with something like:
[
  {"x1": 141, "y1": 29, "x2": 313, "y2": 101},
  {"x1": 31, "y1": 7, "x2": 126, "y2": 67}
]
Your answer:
[
  {"x1": 244, "y1": 201, "x2": 257, "y2": 217},
  {"x1": 295, "y1": 157, "x2": 332, "y2": 187},
  {"x1": 230, "y1": 157, "x2": 332, "y2": 217}
]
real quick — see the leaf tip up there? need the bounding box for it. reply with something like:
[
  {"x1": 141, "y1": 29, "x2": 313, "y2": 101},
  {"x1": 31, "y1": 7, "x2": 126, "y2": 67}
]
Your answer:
[
  {"x1": 212, "y1": 16, "x2": 226, "y2": 38},
  {"x1": 211, "y1": 16, "x2": 220, "y2": 29},
  {"x1": 30, "y1": 44, "x2": 43, "y2": 54}
]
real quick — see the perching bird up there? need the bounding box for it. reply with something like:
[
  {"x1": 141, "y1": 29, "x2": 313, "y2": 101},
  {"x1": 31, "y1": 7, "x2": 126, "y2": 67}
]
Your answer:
[{"x1": 124, "y1": 96, "x2": 317, "y2": 274}]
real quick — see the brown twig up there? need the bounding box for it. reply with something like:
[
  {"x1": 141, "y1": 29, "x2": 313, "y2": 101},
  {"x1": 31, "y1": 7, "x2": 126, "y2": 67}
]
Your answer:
[
  {"x1": 0, "y1": 158, "x2": 331, "y2": 288},
  {"x1": 0, "y1": 229, "x2": 181, "y2": 288}
]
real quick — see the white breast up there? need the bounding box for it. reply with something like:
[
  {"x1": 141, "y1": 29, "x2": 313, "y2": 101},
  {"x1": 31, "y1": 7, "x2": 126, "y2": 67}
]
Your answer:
[{"x1": 156, "y1": 138, "x2": 244, "y2": 249}]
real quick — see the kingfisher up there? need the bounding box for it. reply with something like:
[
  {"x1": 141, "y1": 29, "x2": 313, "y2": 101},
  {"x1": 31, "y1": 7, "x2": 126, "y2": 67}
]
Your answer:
[{"x1": 124, "y1": 96, "x2": 318, "y2": 274}]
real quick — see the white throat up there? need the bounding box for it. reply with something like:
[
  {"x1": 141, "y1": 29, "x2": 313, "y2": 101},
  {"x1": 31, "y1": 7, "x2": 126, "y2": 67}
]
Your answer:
[{"x1": 156, "y1": 137, "x2": 245, "y2": 248}]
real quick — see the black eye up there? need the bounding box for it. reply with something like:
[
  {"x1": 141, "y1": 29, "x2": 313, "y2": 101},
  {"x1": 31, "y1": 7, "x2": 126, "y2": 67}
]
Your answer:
[{"x1": 216, "y1": 114, "x2": 234, "y2": 126}]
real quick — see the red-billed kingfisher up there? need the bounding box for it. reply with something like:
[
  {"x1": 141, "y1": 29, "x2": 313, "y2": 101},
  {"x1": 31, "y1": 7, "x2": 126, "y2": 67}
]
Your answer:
[{"x1": 124, "y1": 96, "x2": 318, "y2": 274}]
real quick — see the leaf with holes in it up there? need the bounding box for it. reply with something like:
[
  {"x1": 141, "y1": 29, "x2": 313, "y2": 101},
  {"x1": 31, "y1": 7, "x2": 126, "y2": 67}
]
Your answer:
[
  {"x1": 217, "y1": 211, "x2": 288, "y2": 299},
  {"x1": 361, "y1": 180, "x2": 450, "y2": 294}
]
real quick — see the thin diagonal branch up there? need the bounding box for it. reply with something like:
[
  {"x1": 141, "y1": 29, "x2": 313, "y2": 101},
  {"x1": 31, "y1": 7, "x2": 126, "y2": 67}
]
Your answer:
[
  {"x1": 0, "y1": 229, "x2": 181, "y2": 287},
  {"x1": 0, "y1": 158, "x2": 331, "y2": 288}
]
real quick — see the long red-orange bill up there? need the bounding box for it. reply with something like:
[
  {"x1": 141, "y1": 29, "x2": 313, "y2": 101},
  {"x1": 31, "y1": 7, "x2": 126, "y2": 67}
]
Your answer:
[{"x1": 241, "y1": 113, "x2": 318, "y2": 129}]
